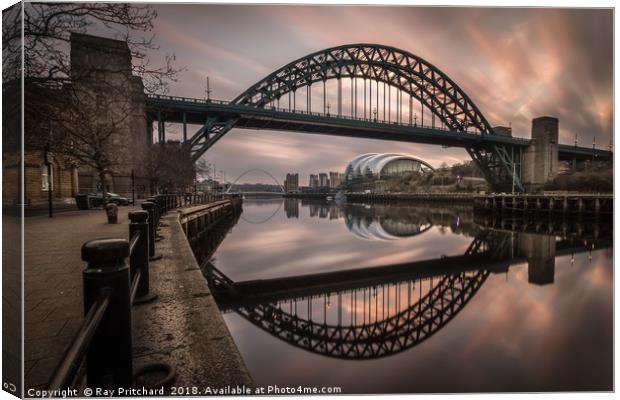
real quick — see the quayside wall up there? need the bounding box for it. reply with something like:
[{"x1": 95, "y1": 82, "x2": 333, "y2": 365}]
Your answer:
[{"x1": 132, "y1": 198, "x2": 252, "y2": 389}]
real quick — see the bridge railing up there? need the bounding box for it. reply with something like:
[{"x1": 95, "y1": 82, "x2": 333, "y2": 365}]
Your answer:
[{"x1": 146, "y1": 93, "x2": 229, "y2": 106}]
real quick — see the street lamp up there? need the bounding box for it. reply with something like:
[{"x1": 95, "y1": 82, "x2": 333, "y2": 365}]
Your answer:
[{"x1": 44, "y1": 145, "x2": 53, "y2": 217}]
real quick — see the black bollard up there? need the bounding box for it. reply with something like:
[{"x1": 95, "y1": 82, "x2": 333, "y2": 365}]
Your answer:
[
  {"x1": 162, "y1": 195, "x2": 167, "y2": 212},
  {"x1": 146, "y1": 197, "x2": 159, "y2": 227},
  {"x1": 129, "y1": 211, "x2": 157, "y2": 304},
  {"x1": 105, "y1": 203, "x2": 119, "y2": 224},
  {"x1": 81, "y1": 239, "x2": 132, "y2": 390},
  {"x1": 154, "y1": 195, "x2": 161, "y2": 217},
  {"x1": 141, "y1": 202, "x2": 161, "y2": 261}
]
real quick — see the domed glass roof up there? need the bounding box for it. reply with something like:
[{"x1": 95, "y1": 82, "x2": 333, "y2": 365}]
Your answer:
[{"x1": 345, "y1": 153, "x2": 434, "y2": 179}]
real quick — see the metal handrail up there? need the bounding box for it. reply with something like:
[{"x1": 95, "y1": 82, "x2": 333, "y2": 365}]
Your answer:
[
  {"x1": 130, "y1": 269, "x2": 142, "y2": 306},
  {"x1": 128, "y1": 230, "x2": 143, "y2": 305},
  {"x1": 129, "y1": 230, "x2": 141, "y2": 256},
  {"x1": 47, "y1": 293, "x2": 111, "y2": 391}
]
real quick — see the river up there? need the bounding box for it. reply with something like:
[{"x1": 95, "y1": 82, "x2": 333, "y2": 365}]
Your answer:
[{"x1": 196, "y1": 198, "x2": 612, "y2": 393}]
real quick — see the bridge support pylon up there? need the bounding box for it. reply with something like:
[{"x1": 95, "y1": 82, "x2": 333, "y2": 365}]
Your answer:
[{"x1": 521, "y1": 116, "x2": 559, "y2": 192}]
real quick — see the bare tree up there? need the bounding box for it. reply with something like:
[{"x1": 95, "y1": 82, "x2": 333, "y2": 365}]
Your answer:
[
  {"x1": 3, "y1": 2, "x2": 183, "y2": 92},
  {"x1": 146, "y1": 141, "x2": 196, "y2": 194},
  {"x1": 195, "y1": 159, "x2": 214, "y2": 181},
  {"x1": 3, "y1": 3, "x2": 186, "y2": 203},
  {"x1": 35, "y1": 71, "x2": 137, "y2": 201}
]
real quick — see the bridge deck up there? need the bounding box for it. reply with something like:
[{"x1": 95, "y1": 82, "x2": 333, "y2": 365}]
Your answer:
[
  {"x1": 211, "y1": 236, "x2": 609, "y2": 310},
  {"x1": 145, "y1": 95, "x2": 612, "y2": 161}
]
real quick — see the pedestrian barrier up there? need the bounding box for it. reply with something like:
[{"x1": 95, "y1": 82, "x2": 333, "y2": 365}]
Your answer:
[{"x1": 46, "y1": 193, "x2": 221, "y2": 392}]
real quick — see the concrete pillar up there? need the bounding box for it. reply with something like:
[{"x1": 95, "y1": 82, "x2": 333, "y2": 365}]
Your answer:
[{"x1": 521, "y1": 116, "x2": 559, "y2": 192}]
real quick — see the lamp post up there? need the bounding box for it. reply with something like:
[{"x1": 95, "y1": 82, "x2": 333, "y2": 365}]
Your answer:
[
  {"x1": 212, "y1": 163, "x2": 217, "y2": 194},
  {"x1": 131, "y1": 169, "x2": 135, "y2": 205},
  {"x1": 219, "y1": 170, "x2": 226, "y2": 188},
  {"x1": 44, "y1": 145, "x2": 53, "y2": 218}
]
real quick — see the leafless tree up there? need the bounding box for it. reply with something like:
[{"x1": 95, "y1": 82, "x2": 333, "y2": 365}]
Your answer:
[
  {"x1": 3, "y1": 2, "x2": 184, "y2": 92},
  {"x1": 3, "y1": 3, "x2": 186, "y2": 202},
  {"x1": 146, "y1": 141, "x2": 196, "y2": 194},
  {"x1": 195, "y1": 159, "x2": 214, "y2": 181},
  {"x1": 36, "y1": 75, "x2": 136, "y2": 200}
]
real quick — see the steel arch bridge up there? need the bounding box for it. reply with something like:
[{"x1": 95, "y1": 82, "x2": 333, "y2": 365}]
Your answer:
[
  {"x1": 225, "y1": 168, "x2": 285, "y2": 194},
  {"x1": 235, "y1": 270, "x2": 489, "y2": 359},
  {"x1": 146, "y1": 44, "x2": 612, "y2": 193}
]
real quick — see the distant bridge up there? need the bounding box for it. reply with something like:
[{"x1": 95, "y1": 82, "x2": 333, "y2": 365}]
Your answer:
[
  {"x1": 145, "y1": 44, "x2": 612, "y2": 192},
  {"x1": 230, "y1": 192, "x2": 284, "y2": 197},
  {"x1": 225, "y1": 168, "x2": 285, "y2": 196}
]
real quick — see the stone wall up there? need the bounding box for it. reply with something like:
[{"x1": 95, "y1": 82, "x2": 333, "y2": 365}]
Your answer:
[{"x1": 3, "y1": 151, "x2": 77, "y2": 206}]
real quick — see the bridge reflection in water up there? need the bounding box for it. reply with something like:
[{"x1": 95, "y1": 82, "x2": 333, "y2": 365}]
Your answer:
[{"x1": 193, "y1": 199, "x2": 611, "y2": 362}]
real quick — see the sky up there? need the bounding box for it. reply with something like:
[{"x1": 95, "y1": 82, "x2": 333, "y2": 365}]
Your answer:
[{"x1": 140, "y1": 5, "x2": 612, "y2": 184}]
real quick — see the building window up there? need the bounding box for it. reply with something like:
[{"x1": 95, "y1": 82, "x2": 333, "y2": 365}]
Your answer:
[{"x1": 41, "y1": 164, "x2": 54, "y2": 191}]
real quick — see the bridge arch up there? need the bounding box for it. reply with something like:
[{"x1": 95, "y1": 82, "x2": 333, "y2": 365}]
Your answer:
[
  {"x1": 225, "y1": 168, "x2": 285, "y2": 194},
  {"x1": 232, "y1": 44, "x2": 495, "y2": 134},
  {"x1": 234, "y1": 270, "x2": 489, "y2": 359}
]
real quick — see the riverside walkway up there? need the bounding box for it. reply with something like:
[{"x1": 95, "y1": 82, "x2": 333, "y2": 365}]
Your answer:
[
  {"x1": 23, "y1": 205, "x2": 251, "y2": 391},
  {"x1": 24, "y1": 208, "x2": 140, "y2": 388}
]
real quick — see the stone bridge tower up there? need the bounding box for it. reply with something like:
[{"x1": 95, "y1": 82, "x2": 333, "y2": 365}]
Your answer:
[
  {"x1": 70, "y1": 33, "x2": 151, "y2": 198},
  {"x1": 521, "y1": 116, "x2": 559, "y2": 192}
]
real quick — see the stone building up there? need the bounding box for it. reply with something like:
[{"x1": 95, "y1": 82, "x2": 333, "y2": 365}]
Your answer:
[
  {"x1": 2, "y1": 33, "x2": 152, "y2": 207},
  {"x1": 3, "y1": 80, "x2": 80, "y2": 206}
]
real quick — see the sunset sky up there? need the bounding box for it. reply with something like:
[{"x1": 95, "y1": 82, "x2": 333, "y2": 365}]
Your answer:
[{"x1": 142, "y1": 5, "x2": 612, "y2": 184}]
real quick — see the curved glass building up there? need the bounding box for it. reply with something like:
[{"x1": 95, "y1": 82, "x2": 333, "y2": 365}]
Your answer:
[{"x1": 345, "y1": 153, "x2": 434, "y2": 181}]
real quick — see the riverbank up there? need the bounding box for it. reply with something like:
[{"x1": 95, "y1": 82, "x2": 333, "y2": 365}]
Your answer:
[
  {"x1": 284, "y1": 192, "x2": 476, "y2": 202},
  {"x1": 473, "y1": 193, "x2": 613, "y2": 215},
  {"x1": 345, "y1": 192, "x2": 475, "y2": 203},
  {"x1": 132, "y1": 203, "x2": 253, "y2": 389}
]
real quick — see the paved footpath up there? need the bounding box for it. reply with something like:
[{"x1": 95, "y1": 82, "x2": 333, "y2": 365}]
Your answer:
[{"x1": 24, "y1": 207, "x2": 139, "y2": 389}]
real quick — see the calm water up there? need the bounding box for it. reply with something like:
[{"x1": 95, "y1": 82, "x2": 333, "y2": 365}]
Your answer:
[{"x1": 200, "y1": 198, "x2": 612, "y2": 393}]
